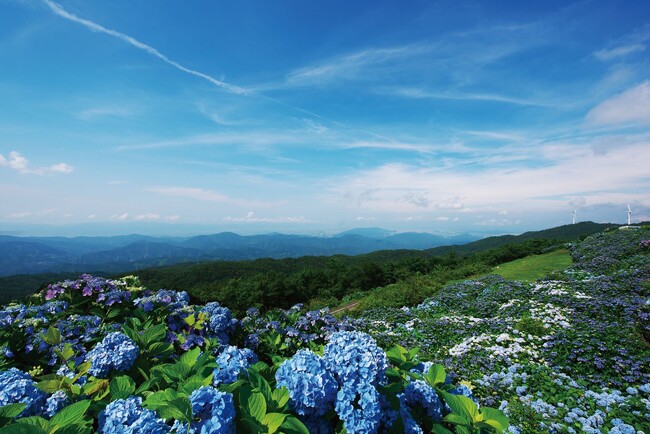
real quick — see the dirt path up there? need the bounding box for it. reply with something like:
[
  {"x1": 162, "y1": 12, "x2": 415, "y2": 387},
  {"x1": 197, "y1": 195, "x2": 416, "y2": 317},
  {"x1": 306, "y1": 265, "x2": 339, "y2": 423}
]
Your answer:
[{"x1": 330, "y1": 301, "x2": 361, "y2": 314}]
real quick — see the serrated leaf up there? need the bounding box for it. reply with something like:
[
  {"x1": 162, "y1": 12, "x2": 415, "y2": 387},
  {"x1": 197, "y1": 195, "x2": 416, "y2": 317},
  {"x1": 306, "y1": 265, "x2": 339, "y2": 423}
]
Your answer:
[
  {"x1": 183, "y1": 314, "x2": 196, "y2": 327},
  {"x1": 271, "y1": 387, "x2": 289, "y2": 409},
  {"x1": 479, "y1": 407, "x2": 509, "y2": 430},
  {"x1": 148, "y1": 342, "x2": 174, "y2": 357},
  {"x1": 106, "y1": 309, "x2": 122, "y2": 319},
  {"x1": 279, "y1": 415, "x2": 310, "y2": 434},
  {"x1": 262, "y1": 413, "x2": 287, "y2": 432},
  {"x1": 179, "y1": 347, "x2": 201, "y2": 366},
  {"x1": 160, "y1": 363, "x2": 192, "y2": 382},
  {"x1": 140, "y1": 324, "x2": 167, "y2": 346},
  {"x1": 385, "y1": 345, "x2": 408, "y2": 364},
  {"x1": 169, "y1": 397, "x2": 192, "y2": 421},
  {"x1": 36, "y1": 380, "x2": 63, "y2": 394},
  {"x1": 81, "y1": 379, "x2": 108, "y2": 397},
  {"x1": 49, "y1": 400, "x2": 90, "y2": 430},
  {"x1": 52, "y1": 424, "x2": 92, "y2": 434},
  {"x1": 431, "y1": 424, "x2": 455, "y2": 434},
  {"x1": 426, "y1": 364, "x2": 447, "y2": 387},
  {"x1": 0, "y1": 423, "x2": 48, "y2": 434},
  {"x1": 0, "y1": 403, "x2": 27, "y2": 421},
  {"x1": 248, "y1": 370, "x2": 273, "y2": 403},
  {"x1": 110, "y1": 376, "x2": 136, "y2": 400},
  {"x1": 443, "y1": 413, "x2": 469, "y2": 425},
  {"x1": 134, "y1": 379, "x2": 157, "y2": 395},
  {"x1": 442, "y1": 392, "x2": 478, "y2": 421},
  {"x1": 247, "y1": 391, "x2": 267, "y2": 422},
  {"x1": 44, "y1": 327, "x2": 62, "y2": 346}
]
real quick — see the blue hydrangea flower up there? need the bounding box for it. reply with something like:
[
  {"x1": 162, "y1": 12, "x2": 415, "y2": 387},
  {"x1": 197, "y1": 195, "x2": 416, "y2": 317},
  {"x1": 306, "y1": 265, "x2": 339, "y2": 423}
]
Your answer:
[
  {"x1": 275, "y1": 349, "x2": 337, "y2": 417},
  {"x1": 335, "y1": 382, "x2": 383, "y2": 434},
  {"x1": 186, "y1": 386, "x2": 235, "y2": 434},
  {"x1": 0, "y1": 368, "x2": 47, "y2": 417},
  {"x1": 398, "y1": 379, "x2": 443, "y2": 429},
  {"x1": 45, "y1": 390, "x2": 71, "y2": 418},
  {"x1": 134, "y1": 290, "x2": 189, "y2": 312},
  {"x1": 324, "y1": 331, "x2": 388, "y2": 389},
  {"x1": 98, "y1": 396, "x2": 170, "y2": 434},
  {"x1": 201, "y1": 303, "x2": 235, "y2": 343},
  {"x1": 86, "y1": 332, "x2": 139, "y2": 378},
  {"x1": 213, "y1": 346, "x2": 258, "y2": 386}
]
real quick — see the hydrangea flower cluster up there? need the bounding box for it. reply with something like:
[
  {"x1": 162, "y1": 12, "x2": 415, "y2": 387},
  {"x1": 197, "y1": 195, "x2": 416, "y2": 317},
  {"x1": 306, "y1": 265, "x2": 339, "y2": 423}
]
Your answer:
[
  {"x1": 0, "y1": 368, "x2": 47, "y2": 416},
  {"x1": 201, "y1": 302, "x2": 235, "y2": 344},
  {"x1": 323, "y1": 331, "x2": 389, "y2": 433},
  {"x1": 133, "y1": 289, "x2": 190, "y2": 313},
  {"x1": 213, "y1": 345, "x2": 258, "y2": 385},
  {"x1": 45, "y1": 274, "x2": 121, "y2": 301},
  {"x1": 239, "y1": 304, "x2": 358, "y2": 354},
  {"x1": 98, "y1": 396, "x2": 170, "y2": 434},
  {"x1": 275, "y1": 349, "x2": 337, "y2": 416},
  {"x1": 399, "y1": 379, "x2": 443, "y2": 423},
  {"x1": 45, "y1": 390, "x2": 70, "y2": 418},
  {"x1": 85, "y1": 332, "x2": 139, "y2": 378},
  {"x1": 183, "y1": 386, "x2": 235, "y2": 434},
  {"x1": 324, "y1": 331, "x2": 388, "y2": 388}
]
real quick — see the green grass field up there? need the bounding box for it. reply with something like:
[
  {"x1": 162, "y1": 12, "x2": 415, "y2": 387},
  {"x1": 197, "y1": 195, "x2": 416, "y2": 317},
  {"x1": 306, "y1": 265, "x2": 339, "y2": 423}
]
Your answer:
[{"x1": 491, "y1": 248, "x2": 573, "y2": 281}]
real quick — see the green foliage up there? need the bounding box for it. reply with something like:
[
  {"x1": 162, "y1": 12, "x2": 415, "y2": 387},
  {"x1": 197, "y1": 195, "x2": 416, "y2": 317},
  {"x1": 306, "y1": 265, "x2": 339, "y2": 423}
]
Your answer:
[{"x1": 491, "y1": 249, "x2": 573, "y2": 281}]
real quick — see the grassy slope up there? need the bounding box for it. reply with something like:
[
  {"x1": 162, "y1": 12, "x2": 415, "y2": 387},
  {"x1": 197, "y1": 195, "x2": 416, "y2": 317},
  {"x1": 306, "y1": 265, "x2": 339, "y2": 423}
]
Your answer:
[{"x1": 490, "y1": 249, "x2": 573, "y2": 281}]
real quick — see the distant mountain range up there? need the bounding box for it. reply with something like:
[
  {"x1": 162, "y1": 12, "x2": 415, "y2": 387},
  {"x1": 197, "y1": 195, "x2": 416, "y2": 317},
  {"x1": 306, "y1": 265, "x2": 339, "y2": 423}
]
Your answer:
[{"x1": 0, "y1": 229, "x2": 481, "y2": 276}]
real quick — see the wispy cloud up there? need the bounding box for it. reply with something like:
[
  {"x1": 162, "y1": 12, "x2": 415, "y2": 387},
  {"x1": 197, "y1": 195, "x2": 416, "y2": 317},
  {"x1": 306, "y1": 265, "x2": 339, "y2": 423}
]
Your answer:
[
  {"x1": 593, "y1": 26, "x2": 650, "y2": 61},
  {"x1": 586, "y1": 81, "x2": 650, "y2": 126},
  {"x1": 0, "y1": 151, "x2": 74, "y2": 175},
  {"x1": 223, "y1": 211, "x2": 311, "y2": 223},
  {"x1": 43, "y1": 0, "x2": 247, "y2": 95},
  {"x1": 284, "y1": 45, "x2": 429, "y2": 87},
  {"x1": 7, "y1": 211, "x2": 32, "y2": 218},
  {"x1": 594, "y1": 44, "x2": 646, "y2": 61},
  {"x1": 147, "y1": 186, "x2": 230, "y2": 203},
  {"x1": 388, "y1": 87, "x2": 558, "y2": 108},
  {"x1": 75, "y1": 106, "x2": 137, "y2": 121},
  {"x1": 116, "y1": 131, "x2": 301, "y2": 151}
]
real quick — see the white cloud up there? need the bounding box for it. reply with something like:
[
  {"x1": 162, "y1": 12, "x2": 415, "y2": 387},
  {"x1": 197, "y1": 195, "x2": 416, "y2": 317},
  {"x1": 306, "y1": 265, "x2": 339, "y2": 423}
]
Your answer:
[
  {"x1": 0, "y1": 151, "x2": 28, "y2": 171},
  {"x1": 147, "y1": 186, "x2": 230, "y2": 203},
  {"x1": 48, "y1": 163, "x2": 74, "y2": 173},
  {"x1": 135, "y1": 213, "x2": 161, "y2": 221},
  {"x1": 586, "y1": 81, "x2": 650, "y2": 126},
  {"x1": 43, "y1": 0, "x2": 247, "y2": 95},
  {"x1": 389, "y1": 87, "x2": 555, "y2": 107},
  {"x1": 0, "y1": 151, "x2": 74, "y2": 175},
  {"x1": 8, "y1": 212, "x2": 31, "y2": 218},
  {"x1": 110, "y1": 213, "x2": 129, "y2": 221},
  {"x1": 594, "y1": 44, "x2": 646, "y2": 61},
  {"x1": 223, "y1": 211, "x2": 311, "y2": 223},
  {"x1": 326, "y1": 137, "x2": 650, "y2": 214}
]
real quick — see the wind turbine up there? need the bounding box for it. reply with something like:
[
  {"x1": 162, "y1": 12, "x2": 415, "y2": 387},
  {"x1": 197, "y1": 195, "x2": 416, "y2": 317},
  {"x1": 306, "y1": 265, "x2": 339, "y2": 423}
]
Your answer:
[
  {"x1": 627, "y1": 204, "x2": 632, "y2": 226},
  {"x1": 572, "y1": 209, "x2": 576, "y2": 225}
]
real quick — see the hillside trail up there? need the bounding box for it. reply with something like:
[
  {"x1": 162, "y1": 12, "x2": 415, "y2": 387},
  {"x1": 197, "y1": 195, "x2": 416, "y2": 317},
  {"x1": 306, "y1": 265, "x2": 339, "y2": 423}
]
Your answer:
[{"x1": 330, "y1": 300, "x2": 361, "y2": 314}]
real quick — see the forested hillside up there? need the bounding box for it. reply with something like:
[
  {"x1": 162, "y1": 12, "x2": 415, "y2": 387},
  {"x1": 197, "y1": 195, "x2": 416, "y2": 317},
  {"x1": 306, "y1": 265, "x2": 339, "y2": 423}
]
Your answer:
[{"x1": 0, "y1": 222, "x2": 615, "y2": 308}]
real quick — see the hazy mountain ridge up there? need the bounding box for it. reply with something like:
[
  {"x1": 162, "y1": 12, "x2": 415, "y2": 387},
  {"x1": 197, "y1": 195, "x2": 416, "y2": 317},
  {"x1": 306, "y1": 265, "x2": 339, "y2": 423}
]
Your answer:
[{"x1": 0, "y1": 229, "x2": 483, "y2": 276}]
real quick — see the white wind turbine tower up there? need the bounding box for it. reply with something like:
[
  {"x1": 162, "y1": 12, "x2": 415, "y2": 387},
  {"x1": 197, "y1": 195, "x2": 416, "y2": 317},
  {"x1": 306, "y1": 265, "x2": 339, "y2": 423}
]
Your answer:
[
  {"x1": 627, "y1": 204, "x2": 632, "y2": 226},
  {"x1": 572, "y1": 209, "x2": 576, "y2": 225}
]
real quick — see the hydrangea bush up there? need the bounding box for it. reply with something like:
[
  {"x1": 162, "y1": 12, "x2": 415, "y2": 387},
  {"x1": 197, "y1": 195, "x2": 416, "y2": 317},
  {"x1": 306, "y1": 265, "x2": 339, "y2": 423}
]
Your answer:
[{"x1": 1, "y1": 227, "x2": 645, "y2": 432}]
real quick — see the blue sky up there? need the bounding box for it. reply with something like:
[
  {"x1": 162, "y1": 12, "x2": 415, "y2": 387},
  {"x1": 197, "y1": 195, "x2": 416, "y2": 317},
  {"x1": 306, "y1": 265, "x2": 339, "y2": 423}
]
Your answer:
[{"x1": 1, "y1": 0, "x2": 649, "y2": 236}]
